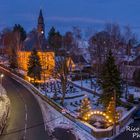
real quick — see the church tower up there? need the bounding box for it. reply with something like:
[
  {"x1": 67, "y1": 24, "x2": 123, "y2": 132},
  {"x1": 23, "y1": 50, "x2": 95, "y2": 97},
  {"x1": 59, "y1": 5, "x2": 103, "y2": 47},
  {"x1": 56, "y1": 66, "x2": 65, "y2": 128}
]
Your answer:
[{"x1": 37, "y1": 9, "x2": 45, "y2": 37}]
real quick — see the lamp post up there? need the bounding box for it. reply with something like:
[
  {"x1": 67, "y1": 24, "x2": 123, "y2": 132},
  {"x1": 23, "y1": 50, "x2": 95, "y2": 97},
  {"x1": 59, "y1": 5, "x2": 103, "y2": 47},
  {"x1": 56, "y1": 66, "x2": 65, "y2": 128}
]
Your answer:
[{"x1": 0, "y1": 74, "x2": 4, "y2": 86}]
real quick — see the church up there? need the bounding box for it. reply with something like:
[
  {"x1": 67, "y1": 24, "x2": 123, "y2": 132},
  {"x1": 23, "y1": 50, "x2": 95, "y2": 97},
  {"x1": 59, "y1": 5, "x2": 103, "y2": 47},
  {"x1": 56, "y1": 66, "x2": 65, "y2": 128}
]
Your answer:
[{"x1": 18, "y1": 10, "x2": 55, "y2": 80}]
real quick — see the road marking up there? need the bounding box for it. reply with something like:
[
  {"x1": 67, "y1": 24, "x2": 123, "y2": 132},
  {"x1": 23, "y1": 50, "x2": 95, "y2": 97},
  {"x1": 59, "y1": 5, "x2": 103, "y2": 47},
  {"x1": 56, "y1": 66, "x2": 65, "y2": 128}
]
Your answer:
[
  {"x1": 24, "y1": 123, "x2": 27, "y2": 133},
  {"x1": 25, "y1": 113, "x2": 28, "y2": 121},
  {"x1": 23, "y1": 123, "x2": 27, "y2": 140},
  {"x1": 24, "y1": 104, "x2": 28, "y2": 140},
  {"x1": 44, "y1": 120, "x2": 47, "y2": 131}
]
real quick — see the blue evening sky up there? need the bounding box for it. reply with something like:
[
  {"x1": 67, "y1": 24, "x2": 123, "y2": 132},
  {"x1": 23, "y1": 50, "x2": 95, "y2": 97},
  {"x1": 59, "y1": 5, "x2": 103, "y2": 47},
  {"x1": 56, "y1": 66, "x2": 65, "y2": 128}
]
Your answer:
[{"x1": 0, "y1": 0, "x2": 140, "y2": 36}]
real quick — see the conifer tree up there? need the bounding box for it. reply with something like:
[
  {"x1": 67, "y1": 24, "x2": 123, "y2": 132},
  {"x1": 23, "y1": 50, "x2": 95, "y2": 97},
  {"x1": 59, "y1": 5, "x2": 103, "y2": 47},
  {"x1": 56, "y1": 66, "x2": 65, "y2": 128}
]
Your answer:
[
  {"x1": 13, "y1": 24, "x2": 26, "y2": 50},
  {"x1": 9, "y1": 47, "x2": 18, "y2": 70},
  {"x1": 106, "y1": 96, "x2": 120, "y2": 124},
  {"x1": 48, "y1": 26, "x2": 56, "y2": 46},
  {"x1": 27, "y1": 49, "x2": 42, "y2": 84},
  {"x1": 47, "y1": 27, "x2": 62, "y2": 54},
  {"x1": 99, "y1": 50, "x2": 122, "y2": 107},
  {"x1": 13, "y1": 24, "x2": 26, "y2": 42},
  {"x1": 79, "y1": 97, "x2": 91, "y2": 119}
]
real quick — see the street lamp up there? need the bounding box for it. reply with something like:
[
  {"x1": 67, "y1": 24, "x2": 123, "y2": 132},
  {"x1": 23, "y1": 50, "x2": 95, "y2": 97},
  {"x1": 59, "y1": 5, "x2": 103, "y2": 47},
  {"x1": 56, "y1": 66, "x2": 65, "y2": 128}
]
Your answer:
[
  {"x1": 41, "y1": 31, "x2": 44, "y2": 35},
  {"x1": 0, "y1": 74, "x2": 4, "y2": 86}
]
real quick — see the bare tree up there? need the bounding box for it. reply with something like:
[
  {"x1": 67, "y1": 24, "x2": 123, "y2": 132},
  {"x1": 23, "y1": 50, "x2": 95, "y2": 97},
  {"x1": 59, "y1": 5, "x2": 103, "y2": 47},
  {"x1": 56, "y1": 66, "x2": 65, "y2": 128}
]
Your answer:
[
  {"x1": 89, "y1": 31, "x2": 111, "y2": 76},
  {"x1": 122, "y1": 25, "x2": 138, "y2": 98},
  {"x1": 104, "y1": 23, "x2": 122, "y2": 55},
  {"x1": 63, "y1": 31, "x2": 74, "y2": 52},
  {"x1": 55, "y1": 54, "x2": 69, "y2": 105}
]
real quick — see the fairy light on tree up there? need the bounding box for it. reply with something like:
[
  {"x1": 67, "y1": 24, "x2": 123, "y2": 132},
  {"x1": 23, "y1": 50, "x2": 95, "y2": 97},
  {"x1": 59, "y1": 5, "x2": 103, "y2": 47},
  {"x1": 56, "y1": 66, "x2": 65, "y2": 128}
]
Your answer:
[
  {"x1": 79, "y1": 95, "x2": 92, "y2": 120},
  {"x1": 105, "y1": 94, "x2": 120, "y2": 125}
]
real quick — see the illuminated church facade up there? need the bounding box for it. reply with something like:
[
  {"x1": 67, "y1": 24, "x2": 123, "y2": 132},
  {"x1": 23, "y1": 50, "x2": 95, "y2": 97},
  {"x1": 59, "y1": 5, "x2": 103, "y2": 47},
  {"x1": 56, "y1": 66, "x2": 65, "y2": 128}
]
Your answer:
[{"x1": 18, "y1": 10, "x2": 55, "y2": 79}]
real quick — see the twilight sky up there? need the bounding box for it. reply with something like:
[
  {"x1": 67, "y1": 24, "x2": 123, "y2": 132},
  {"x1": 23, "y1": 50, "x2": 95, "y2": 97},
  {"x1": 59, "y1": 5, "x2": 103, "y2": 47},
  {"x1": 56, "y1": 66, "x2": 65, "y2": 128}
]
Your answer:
[{"x1": 0, "y1": 0, "x2": 140, "y2": 36}]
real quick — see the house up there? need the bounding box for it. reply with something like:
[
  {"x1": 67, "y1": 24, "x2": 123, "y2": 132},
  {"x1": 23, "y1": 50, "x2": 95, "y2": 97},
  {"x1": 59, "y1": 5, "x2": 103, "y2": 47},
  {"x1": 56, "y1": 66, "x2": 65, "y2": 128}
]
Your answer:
[{"x1": 67, "y1": 54, "x2": 90, "y2": 72}]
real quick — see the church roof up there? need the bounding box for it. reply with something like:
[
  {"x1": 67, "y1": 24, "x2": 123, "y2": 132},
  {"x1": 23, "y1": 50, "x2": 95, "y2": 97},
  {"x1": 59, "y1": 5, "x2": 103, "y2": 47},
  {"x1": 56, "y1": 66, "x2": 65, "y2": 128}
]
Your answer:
[
  {"x1": 38, "y1": 9, "x2": 44, "y2": 24},
  {"x1": 39, "y1": 9, "x2": 43, "y2": 17}
]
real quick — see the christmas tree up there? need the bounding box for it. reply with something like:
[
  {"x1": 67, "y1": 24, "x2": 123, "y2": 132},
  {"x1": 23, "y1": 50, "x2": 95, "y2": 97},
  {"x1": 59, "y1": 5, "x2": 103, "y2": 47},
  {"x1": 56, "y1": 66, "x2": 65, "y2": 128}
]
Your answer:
[
  {"x1": 79, "y1": 96, "x2": 91, "y2": 120},
  {"x1": 27, "y1": 49, "x2": 42, "y2": 84},
  {"x1": 106, "y1": 96, "x2": 120, "y2": 124},
  {"x1": 99, "y1": 50, "x2": 122, "y2": 107}
]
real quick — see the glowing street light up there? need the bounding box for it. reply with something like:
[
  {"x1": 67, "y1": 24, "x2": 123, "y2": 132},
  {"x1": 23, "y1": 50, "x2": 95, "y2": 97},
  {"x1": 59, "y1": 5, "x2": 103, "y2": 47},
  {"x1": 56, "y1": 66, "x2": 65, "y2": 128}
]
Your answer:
[
  {"x1": 41, "y1": 31, "x2": 44, "y2": 34},
  {"x1": 0, "y1": 74, "x2": 4, "y2": 86}
]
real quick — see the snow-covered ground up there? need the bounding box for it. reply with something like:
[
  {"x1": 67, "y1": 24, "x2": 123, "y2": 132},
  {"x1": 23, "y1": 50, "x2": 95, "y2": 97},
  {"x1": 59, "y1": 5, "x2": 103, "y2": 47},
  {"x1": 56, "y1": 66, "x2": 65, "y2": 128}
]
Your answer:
[
  {"x1": 36, "y1": 95, "x2": 97, "y2": 140},
  {"x1": 74, "y1": 79, "x2": 140, "y2": 101},
  {"x1": 0, "y1": 84, "x2": 10, "y2": 134},
  {"x1": 73, "y1": 79, "x2": 101, "y2": 94},
  {"x1": 127, "y1": 86, "x2": 140, "y2": 99},
  {"x1": 39, "y1": 79, "x2": 101, "y2": 117}
]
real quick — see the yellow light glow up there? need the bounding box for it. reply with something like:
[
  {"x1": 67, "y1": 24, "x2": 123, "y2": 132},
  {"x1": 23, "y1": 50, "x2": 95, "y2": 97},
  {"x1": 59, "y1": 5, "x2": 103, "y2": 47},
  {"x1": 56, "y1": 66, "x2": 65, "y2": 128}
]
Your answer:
[
  {"x1": 100, "y1": 112, "x2": 103, "y2": 115},
  {"x1": 18, "y1": 51, "x2": 55, "y2": 79},
  {"x1": 84, "y1": 117, "x2": 88, "y2": 121},
  {"x1": 97, "y1": 111, "x2": 99, "y2": 114},
  {"x1": 109, "y1": 120, "x2": 112, "y2": 123},
  {"x1": 87, "y1": 114, "x2": 91, "y2": 117},
  {"x1": 106, "y1": 116, "x2": 109, "y2": 119}
]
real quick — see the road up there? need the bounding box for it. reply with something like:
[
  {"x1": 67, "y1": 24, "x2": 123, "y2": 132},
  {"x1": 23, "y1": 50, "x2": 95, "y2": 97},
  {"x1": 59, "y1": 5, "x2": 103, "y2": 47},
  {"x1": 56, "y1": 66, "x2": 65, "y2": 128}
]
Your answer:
[{"x1": 0, "y1": 74, "x2": 50, "y2": 140}]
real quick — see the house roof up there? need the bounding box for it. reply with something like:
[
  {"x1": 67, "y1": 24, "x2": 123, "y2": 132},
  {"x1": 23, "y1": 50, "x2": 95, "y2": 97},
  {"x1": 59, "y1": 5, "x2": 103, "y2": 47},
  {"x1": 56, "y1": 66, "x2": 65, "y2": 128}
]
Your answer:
[{"x1": 70, "y1": 54, "x2": 88, "y2": 64}]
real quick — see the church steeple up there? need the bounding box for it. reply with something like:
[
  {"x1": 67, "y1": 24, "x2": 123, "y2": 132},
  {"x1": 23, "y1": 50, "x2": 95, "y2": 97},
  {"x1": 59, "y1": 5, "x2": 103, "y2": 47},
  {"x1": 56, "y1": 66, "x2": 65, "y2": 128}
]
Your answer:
[{"x1": 37, "y1": 9, "x2": 45, "y2": 36}]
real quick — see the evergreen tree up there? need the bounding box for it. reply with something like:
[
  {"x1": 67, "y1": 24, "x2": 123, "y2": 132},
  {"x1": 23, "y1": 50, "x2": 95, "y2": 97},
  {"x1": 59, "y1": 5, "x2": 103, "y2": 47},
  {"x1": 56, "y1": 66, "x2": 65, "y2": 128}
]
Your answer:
[
  {"x1": 48, "y1": 26, "x2": 56, "y2": 46},
  {"x1": 13, "y1": 24, "x2": 26, "y2": 51},
  {"x1": 27, "y1": 49, "x2": 42, "y2": 84},
  {"x1": 47, "y1": 27, "x2": 62, "y2": 54},
  {"x1": 106, "y1": 96, "x2": 120, "y2": 124},
  {"x1": 13, "y1": 24, "x2": 26, "y2": 42},
  {"x1": 9, "y1": 47, "x2": 18, "y2": 69},
  {"x1": 99, "y1": 50, "x2": 122, "y2": 107},
  {"x1": 79, "y1": 97, "x2": 91, "y2": 119}
]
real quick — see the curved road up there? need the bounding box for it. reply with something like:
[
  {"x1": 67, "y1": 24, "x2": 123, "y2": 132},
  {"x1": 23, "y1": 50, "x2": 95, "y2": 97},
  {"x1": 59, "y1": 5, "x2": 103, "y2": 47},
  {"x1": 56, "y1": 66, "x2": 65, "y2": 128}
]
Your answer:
[{"x1": 0, "y1": 74, "x2": 50, "y2": 140}]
